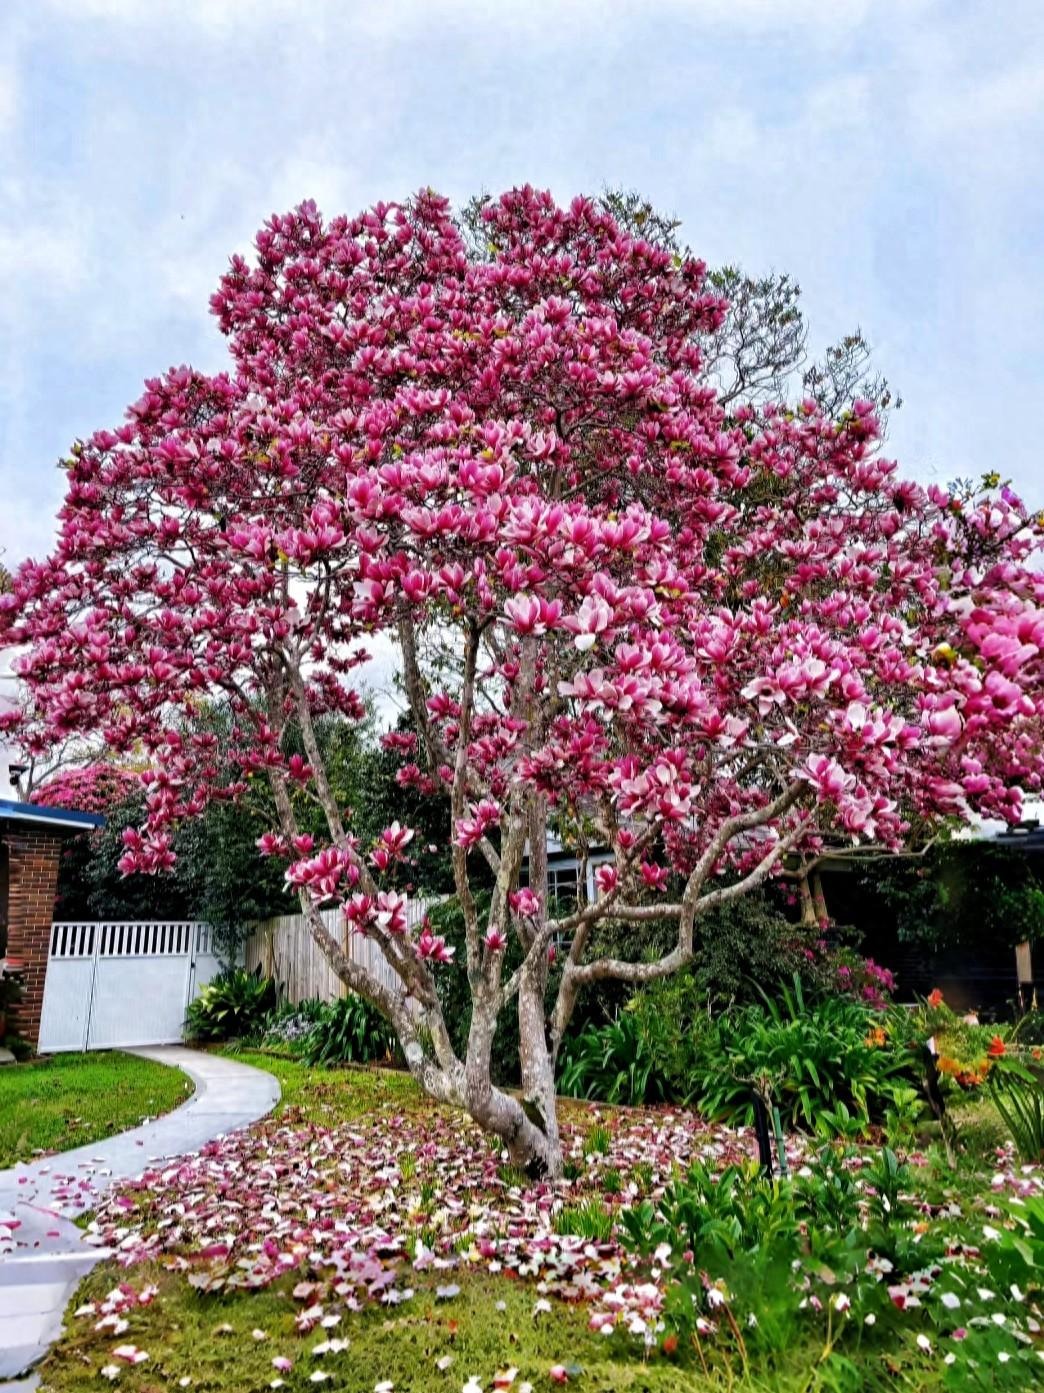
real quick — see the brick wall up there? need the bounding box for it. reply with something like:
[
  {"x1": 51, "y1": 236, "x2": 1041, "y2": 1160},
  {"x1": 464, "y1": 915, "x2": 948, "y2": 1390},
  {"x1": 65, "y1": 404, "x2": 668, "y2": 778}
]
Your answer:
[{"x1": 3, "y1": 827, "x2": 63, "y2": 1045}]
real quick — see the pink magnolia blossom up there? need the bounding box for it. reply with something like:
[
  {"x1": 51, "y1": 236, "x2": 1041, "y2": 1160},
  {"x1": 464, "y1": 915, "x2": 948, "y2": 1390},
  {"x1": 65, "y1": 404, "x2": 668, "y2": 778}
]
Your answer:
[
  {"x1": 416, "y1": 931, "x2": 455, "y2": 964},
  {"x1": 2, "y1": 185, "x2": 1041, "y2": 1175}
]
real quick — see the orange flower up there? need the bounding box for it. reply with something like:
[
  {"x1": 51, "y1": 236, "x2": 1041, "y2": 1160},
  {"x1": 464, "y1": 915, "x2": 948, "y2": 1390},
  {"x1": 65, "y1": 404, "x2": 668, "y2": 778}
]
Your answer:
[
  {"x1": 865, "y1": 1026, "x2": 887, "y2": 1048},
  {"x1": 927, "y1": 988, "x2": 944, "y2": 1009},
  {"x1": 987, "y1": 1035, "x2": 1006, "y2": 1058},
  {"x1": 936, "y1": 1055, "x2": 960, "y2": 1076}
]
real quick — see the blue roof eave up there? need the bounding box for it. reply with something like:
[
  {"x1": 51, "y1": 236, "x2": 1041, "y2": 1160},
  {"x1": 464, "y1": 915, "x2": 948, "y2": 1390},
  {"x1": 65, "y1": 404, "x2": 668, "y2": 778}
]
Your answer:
[{"x1": 0, "y1": 798, "x2": 106, "y2": 832}]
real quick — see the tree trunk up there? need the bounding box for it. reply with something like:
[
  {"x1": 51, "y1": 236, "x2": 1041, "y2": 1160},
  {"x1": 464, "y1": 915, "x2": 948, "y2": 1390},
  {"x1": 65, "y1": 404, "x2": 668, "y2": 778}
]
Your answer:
[{"x1": 517, "y1": 966, "x2": 564, "y2": 1177}]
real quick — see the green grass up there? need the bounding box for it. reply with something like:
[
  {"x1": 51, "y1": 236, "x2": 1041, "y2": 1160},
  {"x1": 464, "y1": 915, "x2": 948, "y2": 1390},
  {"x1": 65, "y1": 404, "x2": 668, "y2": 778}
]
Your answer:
[
  {"x1": 36, "y1": 1260, "x2": 954, "y2": 1393},
  {"x1": 26, "y1": 1055, "x2": 998, "y2": 1392},
  {"x1": 0, "y1": 1050, "x2": 192, "y2": 1168},
  {"x1": 218, "y1": 1047, "x2": 422, "y2": 1123}
]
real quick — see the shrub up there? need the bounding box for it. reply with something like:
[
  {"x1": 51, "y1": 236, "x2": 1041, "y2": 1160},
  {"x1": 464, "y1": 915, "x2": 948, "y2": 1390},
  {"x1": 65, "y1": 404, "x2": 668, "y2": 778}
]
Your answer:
[
  {"x1": 260, "y1": 997, "x2": 327, "y2": 1047},
  {"x1": 691, "y1": 975, "x2": 910, "y2": 1133},
  {"x1": 184, "y1": 967, "x2": 277, "y2": 1041},
  {"x1": 557, "y1": 1011, "x2": 672, "y2": 1106},
  {"x1": 299, "y1": 993, "x2": 397, "y2": 1066},
  {"x1": 686, "y1": 894, "x2": 814, "y2": 1008}
]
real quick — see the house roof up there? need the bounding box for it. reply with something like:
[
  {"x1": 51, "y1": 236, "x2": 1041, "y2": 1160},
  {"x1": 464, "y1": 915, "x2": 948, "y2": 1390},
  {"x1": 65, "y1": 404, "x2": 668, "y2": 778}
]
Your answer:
[{"x1": 0, "y1": 798, "x2": 105, "y2": 833}]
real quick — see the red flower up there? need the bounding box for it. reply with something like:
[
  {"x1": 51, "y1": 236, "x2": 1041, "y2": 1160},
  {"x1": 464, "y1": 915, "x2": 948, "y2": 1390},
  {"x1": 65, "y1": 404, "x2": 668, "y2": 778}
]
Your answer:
[
  {"x1": 987, "y1": 1035, "x2": 1006, "y2": 1058},
  {"x1": 927, "y1": 989, "x2": 944, "y2": 1008}
]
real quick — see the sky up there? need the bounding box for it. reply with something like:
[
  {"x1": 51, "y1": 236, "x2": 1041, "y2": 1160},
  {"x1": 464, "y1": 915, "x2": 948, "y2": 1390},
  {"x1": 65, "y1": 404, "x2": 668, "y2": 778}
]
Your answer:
[{"x1": 1, "y1": 0, "x2": 1044, "y2": 570}]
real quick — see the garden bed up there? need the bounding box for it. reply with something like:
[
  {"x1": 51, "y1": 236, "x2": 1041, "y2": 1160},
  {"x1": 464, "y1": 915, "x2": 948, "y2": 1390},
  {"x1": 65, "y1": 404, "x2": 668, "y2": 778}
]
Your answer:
[{"x1": 33, "y1": 1054, "x2": 1044, "y2": 1392}]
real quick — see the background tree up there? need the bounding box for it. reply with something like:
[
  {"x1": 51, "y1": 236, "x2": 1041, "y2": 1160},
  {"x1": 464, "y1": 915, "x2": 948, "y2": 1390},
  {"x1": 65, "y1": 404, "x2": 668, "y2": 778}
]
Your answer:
[{"x1": 2, "y1": 188, "x2": 1042, "y2": 1175}]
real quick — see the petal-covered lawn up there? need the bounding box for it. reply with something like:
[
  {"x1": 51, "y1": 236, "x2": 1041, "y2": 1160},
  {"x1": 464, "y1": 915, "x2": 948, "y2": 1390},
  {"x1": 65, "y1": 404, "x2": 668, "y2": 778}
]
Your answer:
[
  {"x1": 33, "y1": 1053, "x2": 1044, "y2": 1392},
  {"x1": 86, "y1": 1086, "x2": 758, "y2": 1328}
]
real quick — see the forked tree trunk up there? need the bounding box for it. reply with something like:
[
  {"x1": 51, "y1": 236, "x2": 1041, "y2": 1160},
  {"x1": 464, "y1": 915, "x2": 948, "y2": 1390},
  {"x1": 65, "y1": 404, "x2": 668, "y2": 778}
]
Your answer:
[{"x1": 516, "y1": 966, "x2": 564, "y2": 1177}]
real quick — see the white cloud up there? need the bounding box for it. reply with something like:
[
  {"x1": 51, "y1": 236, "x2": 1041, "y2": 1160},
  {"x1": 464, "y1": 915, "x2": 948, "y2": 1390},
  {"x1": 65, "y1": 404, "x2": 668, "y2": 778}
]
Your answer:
[{"x1": 2, "y1": 0, "x2": 1044, "y2": 576}]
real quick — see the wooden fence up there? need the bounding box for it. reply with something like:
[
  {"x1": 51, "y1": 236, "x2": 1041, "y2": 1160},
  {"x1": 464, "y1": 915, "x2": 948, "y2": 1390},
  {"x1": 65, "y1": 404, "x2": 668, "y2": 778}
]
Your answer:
[{"x1": 243, "y1": 899, "x2": 438, "y2": 1003}]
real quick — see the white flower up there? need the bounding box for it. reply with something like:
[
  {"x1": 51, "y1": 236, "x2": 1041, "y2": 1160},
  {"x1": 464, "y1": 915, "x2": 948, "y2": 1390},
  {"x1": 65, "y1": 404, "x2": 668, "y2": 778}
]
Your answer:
[
  {"x1": 916, "y1": 1334, "x2": 932, "y2": 1352},
  {"x1": 999, "y1": 1351, "x2": 1011, "y2": 1363},
  {"x1": 940, "y1": 1292, "x2": 961, "y2": 1309},
  {"x1": 436, "y1": 1357, "x2": 454, "y2": 1371},
  {"x1": 992, "y1": 1313, "x2": 1007, "y2": 1326},
  {"x1": 310, "y1": 1373, "x2": 332, "y2": 1384},
  {"x1": 864, "y1": 1313, "x2": 876, "y2": 1326},
  {"x1": 983, "y1": 1225, "x2": 1001, "y2": 1241},
  {"x1": 833, "y1": 1293, "x2": 851, "y2": 1313},
  {"x1": 100, "y1": 1367, "x2": 121, "y2": 1382},
  {"x1": 463, "y1": 1378, "x2": 483, "y2": 1393}
]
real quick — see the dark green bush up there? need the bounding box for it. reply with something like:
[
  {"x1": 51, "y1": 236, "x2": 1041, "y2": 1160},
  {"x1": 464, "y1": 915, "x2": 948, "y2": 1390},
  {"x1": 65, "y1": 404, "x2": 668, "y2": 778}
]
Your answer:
[
  {"x1": 184, "y1": 967, "x2": 277, "y2": 1041},
  {"x1": 557, "y1": 1010, "x2": 673, "y2": 1106},
  {"x1": 299, "y1": 993, "x2": 397, "y2": 1066},
  {"x1": 691, "y1": 976, "x2": 910, "y2": 1133}
]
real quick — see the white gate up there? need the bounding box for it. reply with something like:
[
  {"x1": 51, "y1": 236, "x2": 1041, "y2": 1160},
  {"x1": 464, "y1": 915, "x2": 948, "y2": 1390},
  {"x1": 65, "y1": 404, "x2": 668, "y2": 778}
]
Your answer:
[{"x1": 36, "y1": 921, "x2": 223, "y2": 1053}]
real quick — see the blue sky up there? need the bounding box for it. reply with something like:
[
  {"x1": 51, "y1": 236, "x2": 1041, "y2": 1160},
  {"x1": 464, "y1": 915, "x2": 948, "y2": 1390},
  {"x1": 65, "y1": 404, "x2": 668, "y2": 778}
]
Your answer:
[{"x1": 2, "y1": 0, "x2": 1043, "y2": 565}]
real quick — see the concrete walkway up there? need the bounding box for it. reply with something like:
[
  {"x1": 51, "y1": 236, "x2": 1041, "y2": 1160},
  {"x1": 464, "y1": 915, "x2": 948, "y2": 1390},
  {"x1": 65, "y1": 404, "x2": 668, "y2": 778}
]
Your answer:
[{"x1": 0, "y1": 1047, "x2": 280, "y2": 1385}]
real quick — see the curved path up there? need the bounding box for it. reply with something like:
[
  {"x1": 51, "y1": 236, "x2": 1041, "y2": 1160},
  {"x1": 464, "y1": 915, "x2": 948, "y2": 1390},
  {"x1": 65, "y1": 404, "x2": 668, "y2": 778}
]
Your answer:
[{"x1": 0, "y1": 1047, "x2": 280, "y2": 1384}]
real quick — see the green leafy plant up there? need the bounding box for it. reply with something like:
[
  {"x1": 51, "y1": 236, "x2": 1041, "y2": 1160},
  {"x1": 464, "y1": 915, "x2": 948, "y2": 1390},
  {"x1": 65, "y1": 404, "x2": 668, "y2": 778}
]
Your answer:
[
  {"x1": 692, "y1": 976, "x2": 908, "y2": 1134},
  {"x1": 989, "y1": 1075, "x2": 1044, "y2": 1162},
  {"x1": 184, "y1": 967, "x2": 277, "y2": 1042},
  {"x1": 299, "y1": 993, "x2": 396, "y2": 1066},
  {"x1": 557, "y1": 1011, "x2": 671, "y2": 1105},
  {"x1": 553, "y1": 1198, "x2": 614, "y2": 1241},
  {"x1": 583, "y1": 1124, "x2": 612, "y2": 1156}
]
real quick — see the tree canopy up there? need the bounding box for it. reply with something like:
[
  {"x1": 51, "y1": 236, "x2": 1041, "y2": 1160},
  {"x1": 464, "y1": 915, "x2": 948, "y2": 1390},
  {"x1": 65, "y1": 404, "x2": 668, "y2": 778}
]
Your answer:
[{"x1": 2, "y1": 186, "x2": 1042, "y2": 1172}]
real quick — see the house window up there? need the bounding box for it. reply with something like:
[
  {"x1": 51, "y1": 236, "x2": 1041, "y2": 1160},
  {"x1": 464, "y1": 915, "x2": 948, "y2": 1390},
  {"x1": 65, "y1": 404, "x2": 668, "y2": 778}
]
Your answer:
[{"x1": 547, "y1": 863, "x2": 582, "y2": 907}]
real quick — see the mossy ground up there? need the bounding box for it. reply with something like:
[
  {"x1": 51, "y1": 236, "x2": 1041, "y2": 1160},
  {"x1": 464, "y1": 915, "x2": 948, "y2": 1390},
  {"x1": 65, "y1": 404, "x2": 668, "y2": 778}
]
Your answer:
[{"x1": 32, "y1": 1050, "x2": 968, "y2": 1393}]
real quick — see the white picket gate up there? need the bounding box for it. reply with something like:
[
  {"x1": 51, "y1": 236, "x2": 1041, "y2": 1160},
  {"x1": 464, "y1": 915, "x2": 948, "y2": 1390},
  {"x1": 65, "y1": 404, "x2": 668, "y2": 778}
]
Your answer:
[{"x1": 36, "y1": 921, "x2": 223, "y2": 1053}]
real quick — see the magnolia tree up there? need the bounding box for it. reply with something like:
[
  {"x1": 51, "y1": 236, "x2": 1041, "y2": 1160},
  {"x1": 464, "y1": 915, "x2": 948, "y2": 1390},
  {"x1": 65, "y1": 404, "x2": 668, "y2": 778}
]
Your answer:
[{"x1": 3, "y1": 189, "x2": 1043, "y2": 1174}]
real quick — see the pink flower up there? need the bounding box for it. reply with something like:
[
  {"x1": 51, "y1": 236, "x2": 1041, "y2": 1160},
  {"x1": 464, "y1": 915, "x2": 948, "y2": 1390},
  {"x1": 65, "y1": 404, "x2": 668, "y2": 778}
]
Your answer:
[
  {"x1": 509, "y1": 888, "x2": 542, "y2": 918},
  {"x1": 416, "y1": 932, "x2": 455, "y2": 964},
  {"x1": 923, "y1": 705, "x2": 963, "y2": 742},
  {"x1": 804, "y1": 753, "x2": 855, "y2": 801},
  {"x1": 566, "y1": 593, "x2": 614, "y2": 651},
  {"x1": 378, "y1": 821, "x2": 415, "y2": 858},
  {"x1": 504, "y1": 594, "x2": 562, "y2": 635},
  {"x1": 484, "y1": 929, "x2": 508, "y2": 952},
  {"x1": 374, "y1": 891, "x2": 408, "y2": 935},
  {"x1": 594, "y1": 864, "x2": 618, "y2": 895}
]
